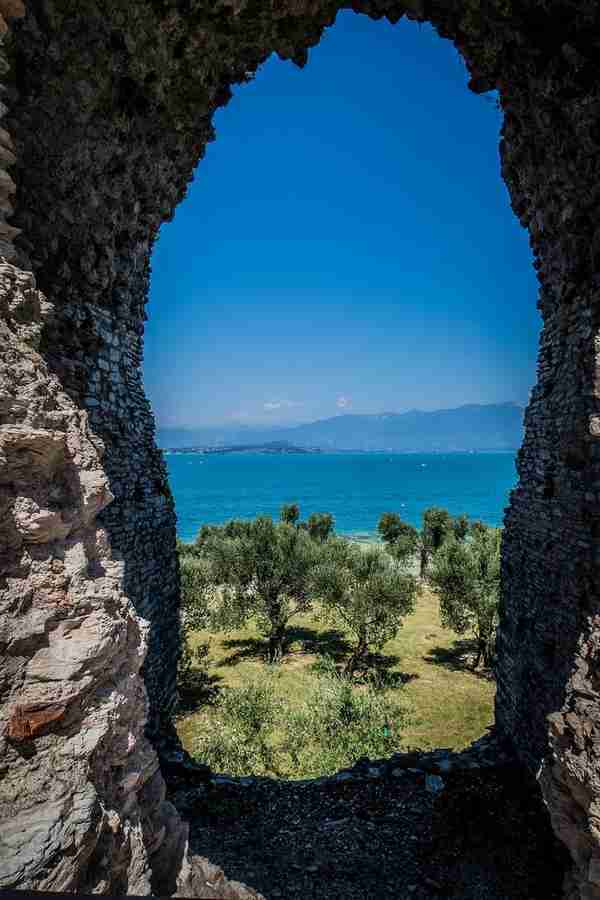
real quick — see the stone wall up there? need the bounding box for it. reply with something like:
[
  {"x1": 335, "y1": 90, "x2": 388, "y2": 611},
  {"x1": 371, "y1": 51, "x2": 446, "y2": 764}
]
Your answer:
[{"x1": 1, "y1": 0, "x2": 600, "y2": 897}]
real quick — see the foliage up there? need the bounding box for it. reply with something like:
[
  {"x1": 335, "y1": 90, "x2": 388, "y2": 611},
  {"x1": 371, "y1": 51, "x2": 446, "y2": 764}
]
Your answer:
[
  {"x1": 194, "y1": 516, "x2": 326, "y2": 663},
  {"x1": 180, "y1": 554, "x2": 213, "y2": 629},
  {"x1": 305, "y1": 511, "x2": 335, "y2": 542},
  {"x1": 192, "y1": 679, "x2": 278, "y2": 774},
  {"x1": 421, "y1": 507, "x2": 454, "y2": 566},
  {"x1": 378, "y1": 507, "x2": 470, "y2": 577},
  {"x1": 195, "y1": 519, "x2": 252, "y2": 554},
  {"x1": 451, "y1": 513, "x2": 470, "y2": 542},
  {"x1": 429, "y1": 525, "x2": 501, "y2": 669},
  {"x1": 191, "y1": 664, "x2": 406, "y2": 778},
  {"x1": 310, "y1": 539, "x2": 419, "y2": 676},
  {"x1": 280, "y1": 504, "x2": 335, "y2": 541},
  {"x1": 179, "y1": 588, "x2": 495, "y2": 762},
  {"x1": 177, "y1": 555, "x2": 215, "y2": 704},
  {"x1": 377, "y1": 513, "x2": 420, "y2": 565},
  {"x1": 469, "y1": 519, "x2": 488, "y2": 538},
  {"x1": 279, "y1": 661, "x2": 404, "y2": 776},
  {"x1": 177, "y1": 637, "x2": 213, "y2": 704},
  {"x1": 280, "y1": 503, "x2": 300, "y2": 526}
]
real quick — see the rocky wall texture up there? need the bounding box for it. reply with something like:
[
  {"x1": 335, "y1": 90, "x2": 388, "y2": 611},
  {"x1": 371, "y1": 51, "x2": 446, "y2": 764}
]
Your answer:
[
  {"x1": 0, "y1": 229, "x2": 260, "y2": 892},
  {"x1": 0, "y1": 3, "x2": 259, "y2": 895},
  {"x1": 1, "y1": 0, "x2": 600, "y2": 897}
]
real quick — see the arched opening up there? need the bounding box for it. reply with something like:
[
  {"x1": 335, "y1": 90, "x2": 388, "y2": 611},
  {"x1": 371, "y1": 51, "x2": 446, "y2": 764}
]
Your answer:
[
  {"x1": 1, "y1": 1, "x2": 600, "y2": 896},
  {"x1": 146, "y1": 10, "x2": 536, "y2": 781}
]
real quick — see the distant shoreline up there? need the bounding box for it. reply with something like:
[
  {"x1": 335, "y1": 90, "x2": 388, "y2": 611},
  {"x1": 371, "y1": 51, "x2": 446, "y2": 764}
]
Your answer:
[{"x1": 162, "y1": 446, "x2": 519, "y2": 456}]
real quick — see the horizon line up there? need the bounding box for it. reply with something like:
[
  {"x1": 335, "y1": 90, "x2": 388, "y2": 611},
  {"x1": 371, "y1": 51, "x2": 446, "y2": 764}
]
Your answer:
[{"x1": 157, "y1": 399, "x2": 526, "y2": 430}]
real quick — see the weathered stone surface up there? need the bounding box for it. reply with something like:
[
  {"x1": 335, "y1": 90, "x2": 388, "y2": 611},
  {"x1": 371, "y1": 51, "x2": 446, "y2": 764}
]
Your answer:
[
  {"x1": 7, "y1": 699, "x2": 67, "y2": 741},
  {"x1": 0, "y1": 254, "x2": 196, "y2": 893},
  {"x1": 0, "y1": 1, "x2": 600, "y2": 897}
]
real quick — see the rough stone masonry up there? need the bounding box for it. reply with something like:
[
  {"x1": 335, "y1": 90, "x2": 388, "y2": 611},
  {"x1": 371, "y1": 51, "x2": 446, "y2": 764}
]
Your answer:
[{"x1": 1, "y1": 0, "x2": 600, "y2": 897}]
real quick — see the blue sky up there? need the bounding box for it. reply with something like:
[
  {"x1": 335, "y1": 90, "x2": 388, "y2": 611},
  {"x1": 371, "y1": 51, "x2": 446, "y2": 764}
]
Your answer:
[{"x1": 144, "y1": 10, "x2": 540, "y2": 428}]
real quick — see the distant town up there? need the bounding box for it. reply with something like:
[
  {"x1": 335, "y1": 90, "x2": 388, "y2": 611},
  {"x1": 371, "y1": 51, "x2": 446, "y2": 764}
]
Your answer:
[{"x1": 163, "y1": 441, "x2": 322, "y2": 456}]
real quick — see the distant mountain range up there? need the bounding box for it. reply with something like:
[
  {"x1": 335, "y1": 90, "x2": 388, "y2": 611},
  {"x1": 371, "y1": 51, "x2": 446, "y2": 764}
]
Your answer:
[{"x1": 157, "y1": 402, "x2": 524, "y2": 453}]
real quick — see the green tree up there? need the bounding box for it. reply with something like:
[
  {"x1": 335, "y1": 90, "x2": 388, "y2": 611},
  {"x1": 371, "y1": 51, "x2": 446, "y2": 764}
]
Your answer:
[
  {"x1": 377, "y1": 512, "x2": 420, "y2": 566},
  {"x1": 280, "y1": 503, "x2": 300, "y2": 526},
  {"x1": 451, "y1": 513, "x2": 470, "y2": 542},
  {"x1": 378, "y1": 507, "x2": 470, "y2": 576},
  {"x1": 469, "y1": 519, "x2": 487, "y2": 539},
  {"x1": 195, "y1": 519, "x2": 252, "y2": 554},
  {"x1": 429, "y1": 525, "x2": 501, "y2": 669},
  {"x1": 177, "y1": 555, "x2": 215, "y2": 702},
  {"x1": 305, "y1": 511, "x2": 335, "y2": 542},
  {"x1": 311, "y1": 539, "x2": 419, "y2": 676},
  {"x1": 195, "y1": 516, "x2": 325, "y2": 663},
  {"x1": 420, "y1": 507, "x2": 454, "y2": 575}
]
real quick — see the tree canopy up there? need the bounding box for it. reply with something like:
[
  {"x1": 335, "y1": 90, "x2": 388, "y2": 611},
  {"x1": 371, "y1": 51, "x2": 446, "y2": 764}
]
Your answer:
[
  {"x1": 193, "y1": 516, "x2": 326, "y2": 663},
  {"x1": 280, "y1": 503, "x2": 300, "y2": 526},
  {"x1": 429, "y1": 525, "x2": 501, "y2": 669},
  {"x1": 378, "y1": 506, "x2": 471, "y2": 576},
  {"x1": 279, "y1": 504, "x2": 335, "y2": 542},
  {"x1": 377, "y1": 512, "x2": 420, "y2": 566},
  {"x1": 310, "y1": 539, "x2": 419, "y2": 676}
]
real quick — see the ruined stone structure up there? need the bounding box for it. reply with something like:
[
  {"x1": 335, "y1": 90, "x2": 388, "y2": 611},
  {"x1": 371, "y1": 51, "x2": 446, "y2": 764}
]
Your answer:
[{"x1": 1, "y1": 0, "x2": 600, "y2": 896}]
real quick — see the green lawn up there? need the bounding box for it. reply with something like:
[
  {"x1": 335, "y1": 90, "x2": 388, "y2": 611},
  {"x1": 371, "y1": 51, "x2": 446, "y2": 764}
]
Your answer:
[{"x1": 176, "y1": 586, "x2": 495, "y2": 770}]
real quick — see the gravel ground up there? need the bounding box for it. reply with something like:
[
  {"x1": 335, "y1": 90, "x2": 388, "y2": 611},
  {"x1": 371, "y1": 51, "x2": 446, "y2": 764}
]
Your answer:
[{"x1": 174, "y1": 763, "x2": 569, "y2": 900}]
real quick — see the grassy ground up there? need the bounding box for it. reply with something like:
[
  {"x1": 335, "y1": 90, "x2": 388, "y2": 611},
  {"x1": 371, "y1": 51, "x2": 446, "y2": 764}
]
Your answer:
[{"x1": 176, "y1": 585, "x2": 495, "y2": 765}]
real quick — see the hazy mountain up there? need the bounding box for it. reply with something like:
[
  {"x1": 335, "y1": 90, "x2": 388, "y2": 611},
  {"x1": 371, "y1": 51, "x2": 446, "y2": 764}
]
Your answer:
[
  {"x1": 157, "y1": 402, "x2": 524, "y2": 452},
  {"x1": 155, "y1": 423, "x2": 280, "y2": 449}
]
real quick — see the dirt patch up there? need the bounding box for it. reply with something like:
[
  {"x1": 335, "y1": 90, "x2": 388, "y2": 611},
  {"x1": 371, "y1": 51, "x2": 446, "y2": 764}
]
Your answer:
[{"x1": 179, "y1": 763, "x2": 568, "y2": 900}]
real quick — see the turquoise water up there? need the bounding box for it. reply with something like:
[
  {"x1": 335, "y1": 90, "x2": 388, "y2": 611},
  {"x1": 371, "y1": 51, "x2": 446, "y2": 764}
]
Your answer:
[{"x1": 166, "y1": 451, "x2": 518, "y2": 543}]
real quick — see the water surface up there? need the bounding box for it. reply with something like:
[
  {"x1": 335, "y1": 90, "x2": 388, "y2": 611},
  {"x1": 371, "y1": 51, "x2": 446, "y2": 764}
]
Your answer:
[{"x1": 165, "y1": 451, "x2": 517, "y2": 543}]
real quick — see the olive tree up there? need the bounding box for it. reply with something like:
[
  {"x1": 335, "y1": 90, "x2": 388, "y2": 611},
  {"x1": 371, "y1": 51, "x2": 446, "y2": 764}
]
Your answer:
[
  {"x1": 280, "y1": 503, "x2": 300, "y2": 526},
  {"x1": 311, "y1": 539, "x2": 419, "y2": 676},
  {"x1": 280, "y1": 504, "x2": 335, "y2": 542},
  {"x1": 378, "y1": 507, "x2": 470, "y2": 577},
  {"x1": 305, "y1": 512, "x2": 335, "y2": 542},
  {"x1": 420, "y1": 507, "x2": 455, "y2": 576},
  {"x1": 429, "y1": 526, "x2": 501, "y2": 669},
  {"x1": 195, "y1": 516, "x2": 325, "y2": 663},
  {"x1": 377, "y1": 513, "x2": 420, "y2": 566},
  {"x1": 451, "y1": 513, "x2": 470, "y2": 542}
]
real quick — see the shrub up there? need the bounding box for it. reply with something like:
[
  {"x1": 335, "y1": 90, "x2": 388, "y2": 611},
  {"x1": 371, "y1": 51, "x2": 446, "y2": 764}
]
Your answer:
[
  {"x1": 279, "y1": 664, "x2": 406, "y2": 777},
  {"x1": 191, "y1": 665, "x2": 407, "y2": 779},
  {"x1": 192, "y1": 680, "x2": 278, "y2": 775}
]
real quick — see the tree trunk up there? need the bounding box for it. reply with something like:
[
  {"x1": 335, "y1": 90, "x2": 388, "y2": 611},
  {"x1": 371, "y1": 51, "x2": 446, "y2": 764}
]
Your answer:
[
  {"x1": 482, "y1": 636, "x2": 494, "y2": 669},
  {"x1": 345, "y1": 634, "x2": 368, "y2": 677},
  {"x1": 472, "y1": 639, "x2": 483, "y2": 670},
  {"x1": 267, "y1": 624, "x2": 286, "y2": 664}
]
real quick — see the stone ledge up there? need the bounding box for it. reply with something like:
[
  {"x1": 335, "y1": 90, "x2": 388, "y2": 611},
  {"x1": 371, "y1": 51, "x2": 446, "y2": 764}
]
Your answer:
[{"x1": 169, "y1": 729, "x2": 514, "y2": 802}]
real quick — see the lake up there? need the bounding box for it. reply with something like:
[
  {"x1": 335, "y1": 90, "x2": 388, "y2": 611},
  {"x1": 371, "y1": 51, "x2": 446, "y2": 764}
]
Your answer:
[{"x1": 165, "y1": 451, "x2": 518, "y2": 543}]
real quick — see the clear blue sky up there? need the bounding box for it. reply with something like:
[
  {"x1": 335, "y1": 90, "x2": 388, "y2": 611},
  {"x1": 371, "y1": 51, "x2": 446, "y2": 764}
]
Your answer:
[{"x1": 144, "y1": 10, "x2": 540, "y2": 429}]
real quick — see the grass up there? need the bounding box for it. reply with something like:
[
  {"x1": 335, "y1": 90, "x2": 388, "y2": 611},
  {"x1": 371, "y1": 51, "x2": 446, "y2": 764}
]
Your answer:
[{"x1": 176, "y1": 585, "x2": 495, "y2": 774}]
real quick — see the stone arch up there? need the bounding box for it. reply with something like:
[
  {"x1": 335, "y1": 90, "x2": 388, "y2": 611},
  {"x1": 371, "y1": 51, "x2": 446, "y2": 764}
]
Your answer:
[{"x1": 1, "y1": 1, "x2": 600, "y2": 897}]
